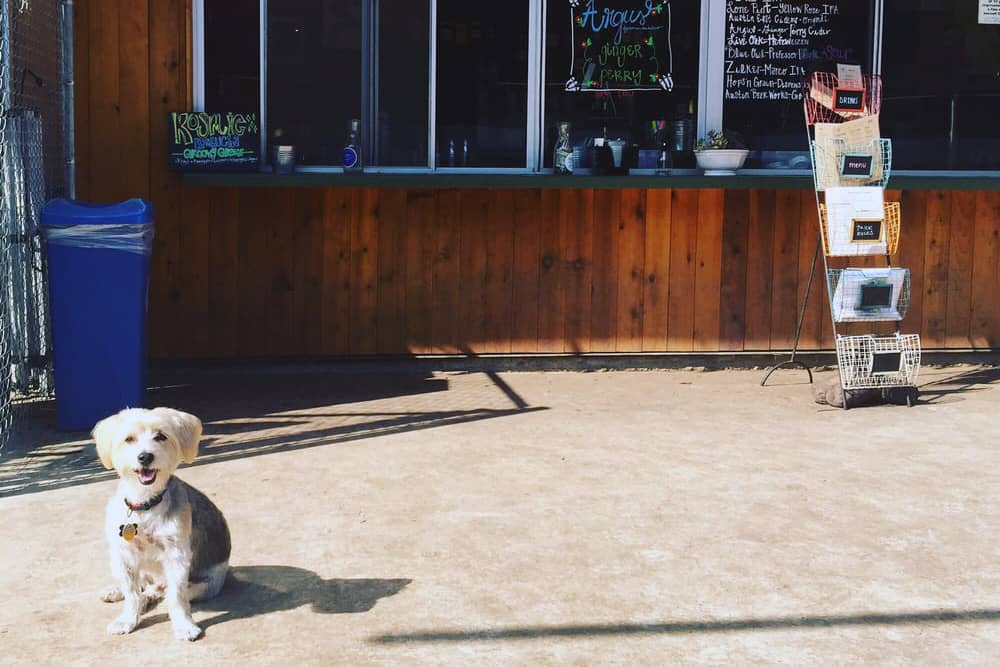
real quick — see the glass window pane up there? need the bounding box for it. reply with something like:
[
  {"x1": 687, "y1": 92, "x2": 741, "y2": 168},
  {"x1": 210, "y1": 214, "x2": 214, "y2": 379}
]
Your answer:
[
  {"x1": 882, "y1": 1, "x2": 1000, "y2": 170},
  {"x1": 205, "y1": 0, "x2": 259, "y2": 113},
  {"x1": 268, "y1": 0, "x2": 362, "y2": 166},
  {"x1": 377, "y1": 0, "x2": 430, "y2": 166},
  {"x1": 544, "y1": 0, "x2": 702, "y2": 170},
  {"x1": 721, "y1": 1, "x2": 874, "y2": 169},
  {"x1": 436, "y1": 0, "x2": 529, "y2": 168}
]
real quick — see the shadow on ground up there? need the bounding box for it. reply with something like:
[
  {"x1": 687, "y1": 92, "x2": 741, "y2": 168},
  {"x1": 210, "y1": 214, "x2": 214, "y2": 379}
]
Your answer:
[
  {"x1": 805, "y1": 365, "x2": 1000, "y2": 412},
  {"x1": 1, "y1": 371, "x2": 543, "y2": 497},
  {"x1": 370, "y1": 608, "x2": 1000, "y2": 643},
  {"x1": 132, "y1": 565, "x2": 410, "y2": 634},
  {"x1": 915, "y1": 366, "x2": 1000, "y2": 405}
]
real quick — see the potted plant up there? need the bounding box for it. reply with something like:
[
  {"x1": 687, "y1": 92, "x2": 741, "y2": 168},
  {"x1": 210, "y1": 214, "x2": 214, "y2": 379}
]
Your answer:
[{"x1": 694, "y1": 130, "x2": 749, "y2": 175}]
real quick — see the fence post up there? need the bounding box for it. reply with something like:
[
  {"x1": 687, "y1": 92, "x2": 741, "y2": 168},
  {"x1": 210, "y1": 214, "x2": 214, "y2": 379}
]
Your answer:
[{"x1": 61, "y1": 0, "x2": 73, "y2": 199}]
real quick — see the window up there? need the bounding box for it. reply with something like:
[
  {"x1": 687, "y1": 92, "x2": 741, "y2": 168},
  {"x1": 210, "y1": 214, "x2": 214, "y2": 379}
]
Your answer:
[
  {"x1": 197, "y1": 0, "x2": 1000, "y2": 174},
  {"x1": 881, "y1": 1, "x2": 1000, "y2": 170},
  {"x1": 376, "y1": 0, "x2": 430, "y2": 166},
  {"x1": 267, "y1": 1, "x2": 362, "y2": 166},
  {"x1": 436, "y1": 0, "x2": 530, "y2": 168},
  {"x1": 204, "y1": 0, "x2": 259, "y2": 113},
  {"x1": 543, "y1": 0, "x2": 703, "y2": 169},
  {"x1": 199, "y1": 0, "x2": 703, "y2": 172},
  {"x1": 720, "y1": 0, "x2": 876, "y2": 169}
]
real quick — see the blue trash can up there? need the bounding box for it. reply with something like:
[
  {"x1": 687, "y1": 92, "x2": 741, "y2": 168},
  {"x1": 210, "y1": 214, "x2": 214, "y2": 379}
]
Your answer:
[{"x1": 40, "y1": 198, "x2": 155, "y2": 430}]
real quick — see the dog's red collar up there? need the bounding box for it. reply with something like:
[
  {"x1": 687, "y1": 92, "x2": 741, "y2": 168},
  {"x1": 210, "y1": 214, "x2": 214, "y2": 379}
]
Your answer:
[{"x1": 124, "y1": 489, "x2": 166, "y2": 512}]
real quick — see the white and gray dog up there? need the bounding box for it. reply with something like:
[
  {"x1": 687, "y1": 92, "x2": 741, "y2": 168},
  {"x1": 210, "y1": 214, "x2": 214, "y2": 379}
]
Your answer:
[{"x1": 93, "y1": 407, "x2": 230, "y2": 640}]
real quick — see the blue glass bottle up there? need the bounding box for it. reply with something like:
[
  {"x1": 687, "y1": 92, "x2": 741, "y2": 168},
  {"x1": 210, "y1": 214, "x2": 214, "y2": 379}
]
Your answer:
[{"x1": 344, "y1": 119, "x2": 363, "y2": 171}]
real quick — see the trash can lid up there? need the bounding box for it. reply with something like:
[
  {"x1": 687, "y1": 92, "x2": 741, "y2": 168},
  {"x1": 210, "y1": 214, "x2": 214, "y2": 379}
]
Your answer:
[{"x1": 41, "y1": 198, "x2": 154, "y2": 226}]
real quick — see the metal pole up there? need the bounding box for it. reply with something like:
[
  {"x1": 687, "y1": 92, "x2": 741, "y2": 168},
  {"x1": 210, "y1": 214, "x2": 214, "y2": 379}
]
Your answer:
[
  {"x1": 61, "y1": 0, "x2": 75, "y2": 198},
  {"x1": 1, "y1": 0, "x2": 11, "y2": 120},
  {"x1": 427, "y1": 0, "x2": 436, "y2": 168},
  {"x1": 0, "y1": 0, "x2": 12, "y2": 451},
  {"x1": 1, "y1": 0, "x2": 14, "y2": 227},
  {"x1": 759, "y1": 237, "x2": 817, "y2": 387}
]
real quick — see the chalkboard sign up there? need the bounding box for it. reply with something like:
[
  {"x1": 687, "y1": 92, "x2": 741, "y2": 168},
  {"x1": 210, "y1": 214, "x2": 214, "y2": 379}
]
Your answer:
[
  {"x1": 851, "y1": 218, "x2": 883, "y2": 242},
  {"x1": 871, "y1": 351, "x2": 902, "y2": 374},
  {"x1": 859, "y1": 282, "x2": 892, "y2": 309},
  {"x1": 723, "y1": 0, "x2": 874, "y2": 161},
  {"x1": 724, "y1": 1, "x2": 869, "y2": 102},
  {"x1": 564, "y1": 0, "x2": 675, "y2": 92},
  {"x1": 168, "y1": 112, "x2": 260, "y2": 171},
  {"x1": 841, "y1": 153, "x2": 874, "y2": 178},
  {"x1": 833, "y1": 87, "x2": 865, "y2": 112}
]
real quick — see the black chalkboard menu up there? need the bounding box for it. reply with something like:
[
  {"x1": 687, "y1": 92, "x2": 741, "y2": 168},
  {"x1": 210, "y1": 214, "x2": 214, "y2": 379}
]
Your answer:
[
  {"x1": 851, "y1": 218, "x2": 883, "y2": 242},
  {"x1": 168, "y1": 112, "x2": 261, "y2": 171},
  {"x1": 871, "y1": 351, "x2": 902, "y2": 374},
  {"x1": 724, "y1": 1, "x2": 869, "y2": 102},
  {"x1": 860, "y1": 283, "x2": 892, "y2": 309},
  {"x1": 565, "y1": 0, "x2": 675, "y2": 92},
  {"x1": 723, "y1": 0, "x2": 874, "y2": 160}
]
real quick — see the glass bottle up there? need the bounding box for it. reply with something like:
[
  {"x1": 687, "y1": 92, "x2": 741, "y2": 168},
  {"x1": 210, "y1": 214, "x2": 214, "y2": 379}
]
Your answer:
[
  {"x1": 343, "y1": 119, "x2": 363, "y2": 171},
  {"x1": 553, "y1": 121, "x2": 572, "y2": 174},
  {"x1": 656, "y1": 140, "x2": 672, "y2": 175}
]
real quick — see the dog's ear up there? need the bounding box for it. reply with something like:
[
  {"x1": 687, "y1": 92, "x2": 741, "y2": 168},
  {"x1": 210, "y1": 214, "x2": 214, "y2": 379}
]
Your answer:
[
  {"x1": 153, "y1": 408, "x2": 203, "y2": 464},
  {"x1": 92, "y1": 413, "x2": 120, "y2": 470}
]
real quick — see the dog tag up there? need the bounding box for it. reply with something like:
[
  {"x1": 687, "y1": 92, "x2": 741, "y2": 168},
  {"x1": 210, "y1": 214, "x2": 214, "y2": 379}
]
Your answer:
[{"x1": 119, "y1": 523, "x2": 138, "y2": 542}]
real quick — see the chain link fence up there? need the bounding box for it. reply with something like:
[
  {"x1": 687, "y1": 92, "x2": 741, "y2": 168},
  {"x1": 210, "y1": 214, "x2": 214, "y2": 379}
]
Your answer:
[{"x1": 1, "y1": 0, "x2": 70, "y2": 451}]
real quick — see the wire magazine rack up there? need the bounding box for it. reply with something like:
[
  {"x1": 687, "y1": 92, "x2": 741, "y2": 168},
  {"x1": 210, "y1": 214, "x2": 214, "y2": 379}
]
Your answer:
[
  {"x1": 761, "y1": 69, "x2": 920, "y2": 406},
  {"x1": 819, "y1": 201, "x2": 900, "y2": 256},
  {"x1": 827, "y1": 268, "x2": 911, "y2": 323},
  {"x1": 836, "y1": 334, "x2": 921, "y2": 390},
  {"x1": 810, "y1": 137, "x2": 892, "y2": 191},
  {"x1": 804, "y1": 72, "x2": 883, "y2": 125}
]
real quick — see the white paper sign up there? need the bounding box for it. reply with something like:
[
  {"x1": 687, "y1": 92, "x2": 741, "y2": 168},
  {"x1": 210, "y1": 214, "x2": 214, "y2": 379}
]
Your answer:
[
  {"x1": 980, "y1": 0, "x2": 1000, "y2": 24},
  {"x1": 836, "y1": 64, "x2": 863, "y2": 87},
  {"x1": 825, "y1": 186, "x2": 887, "y2": 256}
]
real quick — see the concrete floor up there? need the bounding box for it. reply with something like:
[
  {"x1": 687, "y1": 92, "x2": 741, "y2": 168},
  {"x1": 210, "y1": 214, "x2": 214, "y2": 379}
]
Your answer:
[{"x1": 1, "y1": 365, "x2": 998, "y2": 665}]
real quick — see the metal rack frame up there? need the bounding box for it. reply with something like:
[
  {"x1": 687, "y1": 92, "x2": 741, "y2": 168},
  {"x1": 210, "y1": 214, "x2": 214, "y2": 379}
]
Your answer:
[{"x1": 761, "y1": 72, "x2": 918, "y2": 408}]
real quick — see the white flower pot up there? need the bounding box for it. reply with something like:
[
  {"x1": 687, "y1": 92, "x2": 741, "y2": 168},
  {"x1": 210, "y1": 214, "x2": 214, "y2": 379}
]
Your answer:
[{"x1": 694, "y1": 149, "x2": 749, "y2": 175}]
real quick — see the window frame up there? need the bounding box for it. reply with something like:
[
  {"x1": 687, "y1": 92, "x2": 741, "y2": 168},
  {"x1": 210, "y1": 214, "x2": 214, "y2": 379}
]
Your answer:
[{"x1": 196, "y1": 0, "x2": 1000, "y2": 176}]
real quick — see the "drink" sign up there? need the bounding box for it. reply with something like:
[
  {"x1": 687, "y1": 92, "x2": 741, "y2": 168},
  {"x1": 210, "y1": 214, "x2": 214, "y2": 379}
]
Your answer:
[{"x1": 833, "y1": 87, "x2": 865, "y2": 112}]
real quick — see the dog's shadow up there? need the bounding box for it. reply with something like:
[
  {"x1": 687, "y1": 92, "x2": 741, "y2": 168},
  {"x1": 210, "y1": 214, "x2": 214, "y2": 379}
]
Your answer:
[{"x1": 140, "y1": 566, "x2": 410, "y2": 631}]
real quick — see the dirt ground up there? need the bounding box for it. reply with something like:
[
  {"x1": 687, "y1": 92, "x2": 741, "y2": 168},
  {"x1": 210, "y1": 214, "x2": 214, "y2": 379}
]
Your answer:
[{"x1": 1, "y1": 364, "x2": 998, "y2": 666}]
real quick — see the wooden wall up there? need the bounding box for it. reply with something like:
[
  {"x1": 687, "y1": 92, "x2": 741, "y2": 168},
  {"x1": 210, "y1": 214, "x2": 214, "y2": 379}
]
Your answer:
[{"x1": 73, "y1": 0, "x2": 1000, "y2": 359}]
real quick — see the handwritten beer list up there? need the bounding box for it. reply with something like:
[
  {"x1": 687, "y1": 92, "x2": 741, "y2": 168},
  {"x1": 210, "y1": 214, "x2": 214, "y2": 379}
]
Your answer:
[{"x1": 725, "y1": 1, "x2": 842, "y2": 102}]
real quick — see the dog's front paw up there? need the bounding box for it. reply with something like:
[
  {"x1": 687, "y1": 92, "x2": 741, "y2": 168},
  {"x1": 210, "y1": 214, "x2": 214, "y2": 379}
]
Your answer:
[
  {"x1": 101, "y1": 586, "x2": 124, "y2": 603},
  {"x1": 172, "y1": 619, "x2": 203, "y2": 641},
  {"x1": 107, "y1": 613, "x2": 139, "y2": 635}
]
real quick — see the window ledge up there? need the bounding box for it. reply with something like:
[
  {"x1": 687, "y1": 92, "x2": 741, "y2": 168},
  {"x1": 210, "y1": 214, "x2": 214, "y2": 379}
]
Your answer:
[{"x1": 182, "y1": 169, "x2": 1000, "y2": 191}]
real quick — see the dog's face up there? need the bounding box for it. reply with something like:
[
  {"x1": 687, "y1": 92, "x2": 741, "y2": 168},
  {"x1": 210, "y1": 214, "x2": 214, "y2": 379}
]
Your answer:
[{"x1": 92, "y1": 408, "x2": 202, "y2": 488}]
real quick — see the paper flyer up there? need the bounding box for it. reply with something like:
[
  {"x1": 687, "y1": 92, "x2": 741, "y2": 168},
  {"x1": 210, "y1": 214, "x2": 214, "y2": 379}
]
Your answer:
[{"x1": 824, "y1": 186, "x2": 887, "y2": 256}]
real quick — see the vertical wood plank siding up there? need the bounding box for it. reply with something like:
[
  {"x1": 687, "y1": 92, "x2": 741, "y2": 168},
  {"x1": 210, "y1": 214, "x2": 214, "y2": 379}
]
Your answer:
[{"x1": 76, "y1": 0, "x2": 1000, "y2": 358}]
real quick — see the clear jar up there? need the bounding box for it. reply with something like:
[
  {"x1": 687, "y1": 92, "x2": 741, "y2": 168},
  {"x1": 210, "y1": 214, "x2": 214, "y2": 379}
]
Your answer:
[{"x1": 553, "y1": 121, "x2": 572, "y2": 174}]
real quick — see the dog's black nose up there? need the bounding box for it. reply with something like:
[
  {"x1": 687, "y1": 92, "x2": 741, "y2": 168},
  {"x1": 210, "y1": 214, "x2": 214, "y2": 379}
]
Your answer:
[{"x1": 137, "y1": 452, "x2": 154, "y2": 467}]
